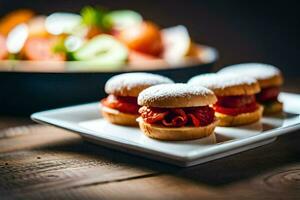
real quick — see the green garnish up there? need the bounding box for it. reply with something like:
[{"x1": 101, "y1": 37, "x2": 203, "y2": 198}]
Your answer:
[
  {"x1": 80, "y1": 6, "x2": 142, "y2": 31},
  {"x1": 51, "y1": 37, "x2": 75, "y2": 60},
  {"x1": 8, "y1": 54, "x2": 18, "y2": 60},
  {"x1": 80, "y1": 6, "x2": 108, "y2": 30},
  {"x1": 52, "y1": 38, "x2": 67, "y2": 54}
]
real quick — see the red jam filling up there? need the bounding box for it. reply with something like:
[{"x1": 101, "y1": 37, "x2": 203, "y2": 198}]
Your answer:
[
  {"x1": 139, "y1": 106, "x2": 215, "y2": 127},
  {"x1": 101, "y1": 95, "x2": 139, "y2": 114},
  {"x1": 256, "y1": 86, "x2": 280, "y2": 103},
  {"x1": 214, "y1": 95, "x2": 259, "y2": 116}
]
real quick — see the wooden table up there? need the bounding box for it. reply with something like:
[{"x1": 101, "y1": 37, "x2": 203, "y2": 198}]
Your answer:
[{"x1": 1, "y1": 80, "x2": 300, "y2": 200}]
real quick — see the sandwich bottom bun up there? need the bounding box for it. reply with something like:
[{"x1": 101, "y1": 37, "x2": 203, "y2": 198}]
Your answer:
[
  {"x1": 216, "y1": 105, "x2": 263, "y2": 127},
  {"x1": 263, "y1": 101, "x2": 283, "y2": 115},
  {"x1": 101, "y1": 106, "x2": 139, "y2": 127},
  {"x1": 137, "y1": 118, "x2": 218, "y2": 141}
]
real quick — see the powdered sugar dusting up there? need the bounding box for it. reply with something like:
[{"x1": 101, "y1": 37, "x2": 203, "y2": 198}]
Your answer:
[
  {"x1": 138, "y1": 83, "x2": 214, "y2": 104},
  {"x1": 188, "y1": 73, "x2": 257, "y2": 89},
  {"x1": 105, "y1": 73, "x2": 174, "y2": 94},
  {"x1": 218, "y1": 63, "x2": 281, "y2": 80}
]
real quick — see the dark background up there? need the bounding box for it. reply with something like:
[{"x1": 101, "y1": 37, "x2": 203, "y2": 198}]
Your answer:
[{"x1": 1, "y1": 0, "x2": 299, "y2": 75}]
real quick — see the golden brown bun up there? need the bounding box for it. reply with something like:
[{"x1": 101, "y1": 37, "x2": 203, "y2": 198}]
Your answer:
[
  {"x1": 138, "y1": 83, "x2": 217, "y2": 108},
  {"x1": 216, "y1": 105, "x2": 263, "y2": 127},
  {"x1": 211, "y1": 82, "x2": 260, "y2": 96},
  {"x1": 101, "y1": 106, "x2": 139, "y2": 126},
  {"x1": 137, "y1": 117, "x2": 218, "y2": 141},
  {"x1": 188, "y1": 73, "x2": 260, "y2": 96},
  {"x1": 105, "y1": 73, "x2": 173, "y2": 97},
  {"x1": 259, "y1": 74, "x2": 283, "y2": 88},
  {"x1": 263, "y1": 101, "x2": 283, "y2": 115},
  {"x1": 218, "y1": 63, "x2": 284, "y2": 88}
]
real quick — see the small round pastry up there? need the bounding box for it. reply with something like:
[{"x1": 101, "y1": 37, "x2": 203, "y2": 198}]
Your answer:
[
  {"x1": 218, "y1": 63, "x2": 284, "y2": 114},
  {"x1": 101, "y1": 73, "x2": 173, "y2": 126},
  {"x1": 188, "y1": 73, "x2": 263, "y2": 127},
  {"x1": 137, "y1": 83, "x2": 218, "y2": 141}
]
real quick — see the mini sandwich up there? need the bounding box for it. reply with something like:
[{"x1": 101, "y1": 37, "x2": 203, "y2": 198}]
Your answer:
[
  {"x1": 137, "y1": 83, "x2": 218, "y2": 141},
  {"x1": 219, "y1": 63, "x2": 283, "y2": 115},
  {"x1": 101, "y1": 72, "x2": 173, "y2": 126},
  {"x1": 188, "y1": 73, "x2": 262, "y2": 127}
]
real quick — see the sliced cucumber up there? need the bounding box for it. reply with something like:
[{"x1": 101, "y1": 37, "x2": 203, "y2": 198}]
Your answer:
[
  {"x1": 71, "y1": 34, "x2": 128, "y2": 70},
  {"x1": 45, "y1": 12, "x2": 82, "y2": 35},
  {"x1": 64, "y1": 35, "x2": 84, "y2": 52},
  {"x1": 161, "y1": 25, "x2": 191, "y2": 63},
  {"x1": 103, "y1": 10, "x2": 142, "y2": 30},
  {"x1": 6, "y1": 23, "x2": 29, "y2": 54}
]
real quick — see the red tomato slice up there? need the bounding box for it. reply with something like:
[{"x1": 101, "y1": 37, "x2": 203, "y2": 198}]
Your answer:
[
  {"x1": 139, "y1": 106, "x2": 215, "y2": 127},
  {"x1": 216, "y1": 95, "x2": 256, "y2": 108},
  {"x1": 187, "y1": 113, "x2": 200, "y2": 127},
  {"x1": 0, "y1": 35, "x2": 8, "y2": 60},
  {"x1": 102, "y1": 95, "x2": 139, "y2": 114},
  {"x1": 139, "y1": 106, "x2": 169, "y2": 124},
  {"x1": 256, "y1": 87, "x2": 280, "y2": 102},
  {"x1": 187, "y1": 106, "x2": 215, "y2": 126},
  {"x1": 162, "y1": 108, "x2": 188, "y2": 127},
  {"x1": 117, "y1": 21, "x2": 163, "y2": 56},
  {"x1": 24, "y1": 37, "x2": 65, "y2": 61},
  {"x1": 128, "y1": 50, "x2": 167, "y2": 70},
  {"x1": 128, "y1": 50, "x2": 158, "y2": 62},
  {"x1": 214, "y1": 103, "x2": 259, "y2": 116}
]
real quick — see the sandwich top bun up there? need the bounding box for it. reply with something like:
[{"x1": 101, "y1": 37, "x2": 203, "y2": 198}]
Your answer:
[
  {"x1": 218, "y1": 63, "x2": 283, "y2": 88},
  {"x1": 188, "y1": 73, "x2": 260, "y2": 96},
  {"x1": 138, "y1": 83, "x2": 217, "y2": 108},
  {"x1": 105, "y1": 72, "x2": 174, "y2": 97}
]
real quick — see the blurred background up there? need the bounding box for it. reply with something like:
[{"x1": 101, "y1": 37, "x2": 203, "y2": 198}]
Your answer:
[
  {"x1": 1, "y1": 0, "x2": 299, "y2": 115},
  {"x1": 1, "y1": 0, "x2": 299, "y2": 75}
]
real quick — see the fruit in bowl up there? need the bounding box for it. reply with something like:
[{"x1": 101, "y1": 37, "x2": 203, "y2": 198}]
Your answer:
[{"x1": 0, "y1": 6, "x2": 210, "y2": 71}]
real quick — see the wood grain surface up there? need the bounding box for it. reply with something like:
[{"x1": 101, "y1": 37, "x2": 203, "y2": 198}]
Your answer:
[{"x1": 0, "y1": 81, "x2": 300, "y2": 200}]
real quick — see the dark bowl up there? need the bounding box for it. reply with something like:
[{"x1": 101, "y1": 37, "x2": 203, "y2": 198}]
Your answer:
[{"x1": 0, "y1": 45, "x2": 218, "y2": 115}]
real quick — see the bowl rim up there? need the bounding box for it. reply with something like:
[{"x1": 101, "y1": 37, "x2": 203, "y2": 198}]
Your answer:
[{"x1": 0, "y1": 44, "x2": 218, "y2": 74}]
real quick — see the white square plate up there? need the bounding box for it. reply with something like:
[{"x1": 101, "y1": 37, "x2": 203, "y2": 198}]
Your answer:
[{"x1": 31, "y1": 92, "x2": 300, "y2": 167}]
